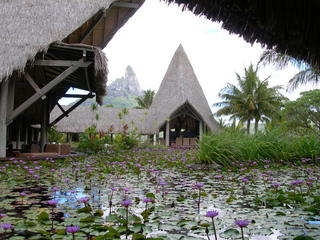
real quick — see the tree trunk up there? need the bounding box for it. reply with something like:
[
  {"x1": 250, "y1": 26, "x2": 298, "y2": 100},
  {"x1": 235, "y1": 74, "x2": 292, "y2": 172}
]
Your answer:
[
  {"x1": 254, "y1": 118, "x2": 259, "y2": 134},
  {"x1": 246, "y1": 120, "x2": 251, "y2": 134}
]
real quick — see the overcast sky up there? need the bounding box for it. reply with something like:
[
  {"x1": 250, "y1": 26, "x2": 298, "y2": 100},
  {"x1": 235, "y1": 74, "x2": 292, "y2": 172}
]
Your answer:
[{"x1": 63, "y1": 0, "x2": 316, "y2": 110}]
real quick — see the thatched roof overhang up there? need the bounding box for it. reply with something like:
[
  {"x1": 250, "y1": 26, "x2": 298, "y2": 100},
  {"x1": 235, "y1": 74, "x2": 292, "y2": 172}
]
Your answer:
[
  {"x1": 163, "y1": 0, "x2": 320, "y2": 68},
  {"x1": 1, "y1": 0, "x2": 144, "y2": 83},
  {"x1": 1, "y1": 0, "x2": 144, "y2": 125}
]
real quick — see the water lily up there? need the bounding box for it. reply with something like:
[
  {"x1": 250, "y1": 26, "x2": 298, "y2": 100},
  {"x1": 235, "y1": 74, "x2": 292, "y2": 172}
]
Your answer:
[
  {"x1": 235, "y1": 219, "x2": 250, "y2": 240},
  {"x1": 205, "y1": 210, "x2": 219, "y2": 240},
  {"x1": 66, "y1": 225, "x2": 80, "y2": 240}
]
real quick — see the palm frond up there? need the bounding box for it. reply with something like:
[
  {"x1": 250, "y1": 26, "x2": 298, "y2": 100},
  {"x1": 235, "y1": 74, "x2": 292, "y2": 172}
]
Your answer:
[{"x1": 287, "y1": 68, "x2": 320, "y2": 91}]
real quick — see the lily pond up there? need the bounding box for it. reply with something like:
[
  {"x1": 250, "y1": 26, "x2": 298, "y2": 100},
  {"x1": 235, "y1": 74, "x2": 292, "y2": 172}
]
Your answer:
[{"x1": 0, "y1": 148, "x2": 319, "y2": 240}]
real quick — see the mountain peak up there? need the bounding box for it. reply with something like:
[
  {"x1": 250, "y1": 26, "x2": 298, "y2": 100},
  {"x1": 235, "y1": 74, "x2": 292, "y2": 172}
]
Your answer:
[{"x1": 108, "y1": 65, "x2": 142, "y2": 98}]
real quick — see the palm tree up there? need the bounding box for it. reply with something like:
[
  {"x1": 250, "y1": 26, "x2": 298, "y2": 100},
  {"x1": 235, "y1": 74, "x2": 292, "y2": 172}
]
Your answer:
[
  {"x1": 214, "y1": 64, "x2": 284, "y2": 134},
  {"x1": 135, "y1": 90, "x2": 155, "y2": 109},
  {"x1": 258, "y1": 49, "x2": 320, "y2": 91},
  {"x1": 252, "y1": 80, "x2": 285, "y2": 132}
]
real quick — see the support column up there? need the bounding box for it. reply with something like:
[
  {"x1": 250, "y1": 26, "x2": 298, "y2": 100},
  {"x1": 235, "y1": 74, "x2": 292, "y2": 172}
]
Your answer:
[
  {"x1": 16, "y1": 121, "x2": 21, "y2": 149},
  {"x1": 165, "y1": 120, "x2": 170, "y2": 147},
  {"x1": 199, "y1": 120, "x2": 203, "y2": 140},
  {"x1": 153, "y1": 134, "x2": 156, "y2": 146},
  {"x1": 0, "y1": 79, "x2": 9, "y2": 157},
  {"x1": 25, "y1": 124, "x2": 29, "y2": 144},
  {"x1": 40, "y1": 99, "x2": 48, "y2": 152},
  {"x1": 30, "y1": 128, "x2": 34, "y2": 143}
]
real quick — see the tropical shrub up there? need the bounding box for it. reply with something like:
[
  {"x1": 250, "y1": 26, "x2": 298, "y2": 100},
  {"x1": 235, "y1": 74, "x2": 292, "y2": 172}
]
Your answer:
[
  {"x1": 78, "y1": 125, "x2": 110, "y2": 154},
  {"x1": 198, "y1": 129, "x2": 320, "y2": 167},
  {"x1": 48, "y1": 126, "x2": 66, "y2": 143},
  {"x1": 113, "y1": 133, "x2": 139, "y2": 150}
]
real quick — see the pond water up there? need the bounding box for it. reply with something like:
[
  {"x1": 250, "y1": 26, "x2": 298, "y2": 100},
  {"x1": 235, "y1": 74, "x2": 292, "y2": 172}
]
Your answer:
[{"x1": 0, "y1": 148, "x2": 319, "y2": 239}]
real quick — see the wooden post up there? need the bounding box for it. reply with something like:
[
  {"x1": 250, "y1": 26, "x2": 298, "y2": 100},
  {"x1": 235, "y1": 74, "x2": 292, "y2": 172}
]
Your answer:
[
  {"x1": 199, "y1": 120, "x2": 203, "y2": 140},
  {"x1": 16, "y1": 121, "x2": 21, "y2": 149},
  {"x1": 25, "y1": 124, "x2": 29, "y2": 144},
  {"x1": 156, "y1": 133, "x2": 159, "y2": 145},
  {"x1": 30, "y1": 128, "x2": 34, "y2": 143},
  {"x1": 40, "y1": 99, "x2": 48, "y2": 152},
  {"x1": 153, "y1": 134, "x2": 156, "y2": 146},
  {"x1": 0, "y1": 79, "x2": 9, "y2": 157},
  {"x1": 165, "y1": 120, "x2": 170, "y2": 147}
]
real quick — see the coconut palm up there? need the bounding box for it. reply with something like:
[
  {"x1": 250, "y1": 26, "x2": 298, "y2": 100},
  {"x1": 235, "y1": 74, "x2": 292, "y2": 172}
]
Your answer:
[
  {"x1": 135, "y1": 89, "x2": 155, "y2": 109},
  {"x1": 214, "y1": 64, "x2": 284, "y2": 134},
  {"x1": 258, "y1": 49, "x2": 320, "y2": 91}
]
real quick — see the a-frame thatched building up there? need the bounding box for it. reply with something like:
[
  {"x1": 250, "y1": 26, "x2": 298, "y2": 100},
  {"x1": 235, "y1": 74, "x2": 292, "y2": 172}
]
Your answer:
[
  {"x1": 0, "y1": 0, "x2": 144, "y2": 158},
  {"x1": 147, "y1": 44, "x2": 219, "y2": 146},
  {"x1": 53, "y1": 44, "x2": 219, "y2": 146}
]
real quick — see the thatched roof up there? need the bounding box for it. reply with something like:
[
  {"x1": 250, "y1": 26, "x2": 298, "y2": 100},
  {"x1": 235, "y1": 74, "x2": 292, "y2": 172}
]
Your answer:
[
  {"x1": 163, "y1": 0, "x2": 320, "y2": 69},
  {"x1": 1, "y1": 0, "x2": 144, "y2": 125},
  {"x1": 0, "y1": 0, "x2": 118, "y2": 82},
  {"x1": 52, "y1": 106, "x2": 152, "y2": 134},
  {"x1": 148, "y1": 44, "x2": 219, "y2": 131}
]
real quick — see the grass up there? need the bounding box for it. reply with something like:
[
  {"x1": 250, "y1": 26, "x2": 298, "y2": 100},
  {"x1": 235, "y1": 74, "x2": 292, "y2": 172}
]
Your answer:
[{"x1": 197, "y1": 129, "x2": 320, "y2": 167}]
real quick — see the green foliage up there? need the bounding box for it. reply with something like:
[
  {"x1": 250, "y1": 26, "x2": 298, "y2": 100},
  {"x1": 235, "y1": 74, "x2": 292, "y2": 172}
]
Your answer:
[
  {"x1": 259, "y1": 49, "x2": 320, "y2": 91},
  {"x1": 214, "y1": 64, "x2": 285, "y2": 134},
  {"x1": 198, "y1": 129, "x2": 320, "y2": 166},
  {"x1": 37, "y1": 212, "x2": 50, "y2": 224},
  {"x1": 113, "y1": 133, "x2": 139, "y2": 150},
  {"x1": 105, "y1": 95, "x2": 139, "y2": 108},
  {"x1": 77, "y1": 125, "x2": 110, "y2": 154},
  {"x1": 48, "y1": 126, "x2": 65, "y2": 143},
  {"x1": 135, "y1": 90, "x2": 155, "y2": 109},
  {"x1": 293, "y1": 236, "x2": 315, "y2": 240},
  {"x1": 270, "y1": 89, "x2": 320, "y2": 135}
]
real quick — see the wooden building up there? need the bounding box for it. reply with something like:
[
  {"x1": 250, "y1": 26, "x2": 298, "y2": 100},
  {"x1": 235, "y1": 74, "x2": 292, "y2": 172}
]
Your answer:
[
  {"x1": 0, "y1": 0, "x2": 145, "y2": 158},
  {"x1": 53, "y1": 45, "x2": 220, "y2": 146}
]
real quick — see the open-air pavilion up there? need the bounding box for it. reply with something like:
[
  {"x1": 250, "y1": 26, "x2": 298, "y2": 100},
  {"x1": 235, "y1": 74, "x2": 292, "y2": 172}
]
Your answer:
[{"x1": 0, "y1": 0, "x2": 144, "y2": 158}]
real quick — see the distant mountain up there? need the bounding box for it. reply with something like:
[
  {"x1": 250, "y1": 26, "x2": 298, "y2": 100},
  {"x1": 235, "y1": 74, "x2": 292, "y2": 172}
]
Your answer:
[
  {"x1": 81, "y1": 65, "x2": 142, "y2": 108},
  {"x1": 108, "y1": 65, "x2": 142, "y2": 98}
]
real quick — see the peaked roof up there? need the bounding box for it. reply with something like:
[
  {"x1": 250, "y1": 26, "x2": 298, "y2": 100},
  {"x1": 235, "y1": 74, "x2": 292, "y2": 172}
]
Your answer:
[{"x1": 148, "y1": 44, "x2": 219, "y2": 131}]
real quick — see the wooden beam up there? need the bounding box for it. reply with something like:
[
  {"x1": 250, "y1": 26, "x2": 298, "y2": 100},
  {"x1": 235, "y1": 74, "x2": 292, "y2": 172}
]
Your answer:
[
  {"x1": 165, "y1": 120, "x2": 170, "y2": 147},
  {"x1": 34, "y1": 60, "x2": 92, "y2": 67},
  {"x1": 111, "y1": 2, "x2": 139, "y2": 8},
  {"x1": 7, "y1": 78, "x2": 16, "y2": 119},
  {"x1": 80, "y1": 9, "x2": 106, "y2": 43},
  {"x1": 82, "y1": 50, "x2": 91, "y2": 92},
  {"x1": 63, "y1": 93, "x2": 94, "y2": 98},
  {"x1": 199, "y1": 120, "x2": 203, "y2": 140},
  {"x1": 7, "y1": 63, "x2": 80, "y2": 124},
  {"x1": 25, "y1": 72, "x2": 40, "y2": 92},
  {"x1": 40, "y1": 99, "x2": 48, "y2": 152},
  {"x1": 56, "y1": 103, "x2": 68, "y2": 117},
  {"x1": 0, "y1": 80, "x2": 9, "y2": 157},
  {"x1": 50, "y1": 93, "x2": 94, "y2": 127}
]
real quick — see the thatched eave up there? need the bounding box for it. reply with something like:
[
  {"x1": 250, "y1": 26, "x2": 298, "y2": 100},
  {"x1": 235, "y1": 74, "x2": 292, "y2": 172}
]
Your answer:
[{"x1": 163, "y1": 0, "x2": 320, "y2": 68}]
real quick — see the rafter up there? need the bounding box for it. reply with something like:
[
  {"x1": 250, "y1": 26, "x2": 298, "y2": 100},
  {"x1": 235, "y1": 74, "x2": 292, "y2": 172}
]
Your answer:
[
  {"x1": 34, "y1": 60, "x2": 92, "y2": 67},
  {"x1": 24, "y1": 72, "x2": 40, "y2": 92},
  {"x1": 79, "y1": 9, "x2": 106, "y2": 43},
  {"x1": 111, "y1": 2, "x2": 139, "y2": 8},
  {"x1": 7, "y1": 62, "x2": 82, "y2": 124},
  {"x1": 50, "y1": 93, "x2": 94, "y2": 127}
]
